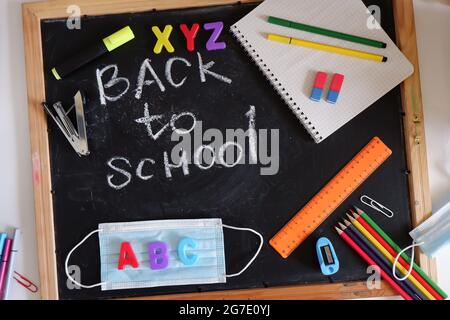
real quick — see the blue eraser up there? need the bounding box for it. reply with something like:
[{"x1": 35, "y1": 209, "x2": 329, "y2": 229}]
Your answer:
[
  {"x1": 326, "y1": 90, "x2": 339, "y2": 104},
  {"x1": 316, "y1": 237, "x2": 339, "y2": 276},
  {"x1": 310, "y1": 87, "x2": 323, "y2": 102}
]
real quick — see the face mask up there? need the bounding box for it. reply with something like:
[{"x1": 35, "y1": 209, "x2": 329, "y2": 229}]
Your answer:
[
  {"x1": 65, "y1": 218, "x2": 263, "y2": 290},
  {"x1": 393, "y1": 202, "x2": 450, "y2": 280}
]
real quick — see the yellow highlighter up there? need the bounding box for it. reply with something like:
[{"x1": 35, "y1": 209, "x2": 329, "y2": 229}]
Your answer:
[
  {"x1": 267, "y1": 33, "x2": 387, "y2": 63},
  {"x1": 51, "y1": 26, "x2": 135, "y2": 80}
]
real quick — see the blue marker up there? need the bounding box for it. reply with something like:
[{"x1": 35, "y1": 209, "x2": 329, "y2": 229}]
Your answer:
[
  {"x1": 0, "y1": 233, "x2": 6, "y2": 260},
  {"x1": 316, "y1": 237, "x2": 339, "y2": 276}
]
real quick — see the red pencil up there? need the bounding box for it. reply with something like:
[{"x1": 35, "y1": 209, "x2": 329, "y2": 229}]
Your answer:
[
  {"x1": 349, "y1": 210, "x2": 443, "y2": 300},
  {"x1": 336, "y1": 226, "x2": 413, "y2": 300}
]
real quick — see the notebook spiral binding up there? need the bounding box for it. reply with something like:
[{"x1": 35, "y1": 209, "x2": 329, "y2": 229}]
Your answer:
[{"x1": 230, "y1": 25, "x2": 322, "y2": 142}]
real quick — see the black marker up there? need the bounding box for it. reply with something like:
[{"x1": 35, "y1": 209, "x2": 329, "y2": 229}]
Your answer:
[{"x1": 51, "y1": 26, "x2": 135, "y2": 80}]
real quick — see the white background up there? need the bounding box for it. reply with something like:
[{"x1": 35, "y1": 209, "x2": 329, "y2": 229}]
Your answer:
[{"x1": 0, "y1": 0, "x2": 448, "y2": 299}]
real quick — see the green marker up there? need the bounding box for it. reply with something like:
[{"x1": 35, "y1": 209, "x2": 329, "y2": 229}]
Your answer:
[
  {"x1": 268, "y1": 16, "x2": 387, "y2": 49},
  {"x1": 51, "y1": 26, "x2": 135, "y2": 80}
]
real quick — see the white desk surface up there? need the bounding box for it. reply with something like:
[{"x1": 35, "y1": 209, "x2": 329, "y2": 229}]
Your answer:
[{"x1": 0, "y1": 0, "x2": 448, "y2": 300}]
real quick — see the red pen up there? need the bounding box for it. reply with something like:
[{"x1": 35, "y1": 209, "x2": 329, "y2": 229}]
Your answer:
[{"x1": 0, "y1": 239, "x2": 12, "y2": 297}]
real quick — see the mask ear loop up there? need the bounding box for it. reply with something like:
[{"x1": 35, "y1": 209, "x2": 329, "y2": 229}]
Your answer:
[
  {"x1": 222, "y1": 224, "x2": 264, "y2": 278},
  {"x1": 65, "y1": 229, "x2": 106, "y2": 289},
  {"x1": 392, "y1": 240, "x2": 424, "y2": 281}
]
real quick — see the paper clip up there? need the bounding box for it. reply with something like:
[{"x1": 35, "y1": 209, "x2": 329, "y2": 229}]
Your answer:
[
  {"x1": 42, "y1": 90, "x2": 89, "y2": 156},
  {"x1": 360, "y1": 195, "x2": 394, "y2": 218},
  {"x1": 13, "y1": 271, "x2": 38, "y2": 293}
]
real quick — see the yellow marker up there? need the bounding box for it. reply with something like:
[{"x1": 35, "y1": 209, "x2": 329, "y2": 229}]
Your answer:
[
  {"x1": 352, "y1": 218, "x2": 435, "y2": 300},
  {"x1": 103, "y1": 26, "x2": 135, "y2": 52},
  {"x1": 267, "y1": 33, "x2": 387, "y2": 62},
  {"x1": 51, "y1": 26, "x2": 135, "y2": 80},
  {"x1": 51, "y1": 68, "x2": 61, "y2": 80},
  {"x1": 152, "y1": 25, "x2": 175, "y2": 54},
  {"x1": 267, "y1": 33, "x2": 291, "y2": 44}
]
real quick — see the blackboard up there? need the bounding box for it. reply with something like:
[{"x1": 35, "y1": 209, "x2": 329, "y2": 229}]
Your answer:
[{"x1": 40, "y1": 1, "x2": 413, "y2": 300}]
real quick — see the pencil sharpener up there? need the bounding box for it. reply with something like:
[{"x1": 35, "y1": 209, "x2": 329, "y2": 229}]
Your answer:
[{"x1": 316, "y1": 237, "x2": 339, "y2": 276}]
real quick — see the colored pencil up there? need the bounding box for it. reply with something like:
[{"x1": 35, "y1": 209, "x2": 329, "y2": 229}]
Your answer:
[
  {"x1": 354, "y1": 206, "x2": 447, "y2": 299},
  {"x1": 268, "y1": 16, "x2": 387, "y2": 49},
  {"x1": 349, "y1": 210, "x2": 444, "y2": 300},
  {"x1": 347, "y1": 214, "x2": 435, "y2": 300},
  {"x1": 336, "y1": 226, "x2": 413, "y2": 300},
  {"x1": 267, "y1": 33, "x2": 387, "y2": 62},
  {"x1": 342, "y1": 221, "x2": 425, "y2": 300}
]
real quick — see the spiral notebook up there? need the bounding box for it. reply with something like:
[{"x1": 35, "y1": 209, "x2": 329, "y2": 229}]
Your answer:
[{"x1": 230, "y1": 0, "x2": 414, "y2": 143}]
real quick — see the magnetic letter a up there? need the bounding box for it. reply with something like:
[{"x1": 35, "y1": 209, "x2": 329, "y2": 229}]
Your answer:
[
  {"x1": 117, "y1": 242, "x2": 139, "y2": 270},
  {"x1": 152, "y1": 25, "x2": 175, "y2": 54}
]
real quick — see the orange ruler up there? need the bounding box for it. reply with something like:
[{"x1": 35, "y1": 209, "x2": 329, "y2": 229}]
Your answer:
[{"x1": 270, "y1": 137, "x2": 392, "y2": 258}]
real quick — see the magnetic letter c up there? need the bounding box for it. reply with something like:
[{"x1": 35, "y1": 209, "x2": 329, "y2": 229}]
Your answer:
[{"x1": 178, "y1": 237, "x2": 198, "y2": 266}]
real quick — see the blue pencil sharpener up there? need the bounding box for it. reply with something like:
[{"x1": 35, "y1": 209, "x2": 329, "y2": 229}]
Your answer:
[{"x1": 316, "y1": 237, "x2": 339, "y2": 276}]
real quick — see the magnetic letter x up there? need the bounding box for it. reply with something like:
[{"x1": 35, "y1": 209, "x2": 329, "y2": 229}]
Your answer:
[{"x1": 152, "y1": 25, "x2": 175, "y2": 54}]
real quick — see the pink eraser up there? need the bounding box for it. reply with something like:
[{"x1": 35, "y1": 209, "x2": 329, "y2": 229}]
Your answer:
[
  {"x1": 313, "y1": 71, "x2": 327, "y2": 89},
  {"x1": 329, "y1": 73, "x2": 344, "y2": 92}
]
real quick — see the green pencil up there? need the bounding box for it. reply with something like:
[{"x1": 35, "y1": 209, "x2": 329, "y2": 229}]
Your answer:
[
  {"x1": 268, "y1": 16, "x2": 387, "y2": 49},
  {"x1": 354, "y1": 206, "x2": 448, "y2": 299}
]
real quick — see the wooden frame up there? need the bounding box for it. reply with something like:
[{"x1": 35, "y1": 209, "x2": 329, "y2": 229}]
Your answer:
[{"x1": 22, "y1": 0, "x2": 435, "y2": 300}]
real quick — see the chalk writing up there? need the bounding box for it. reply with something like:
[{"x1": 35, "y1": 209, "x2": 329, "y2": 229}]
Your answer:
[
  {"x1": 99, "y1": 53, "x2": 231, "y2": 106},
  {"x1": 97, "y1": 64, "x2": 130, "y2": 106}
]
